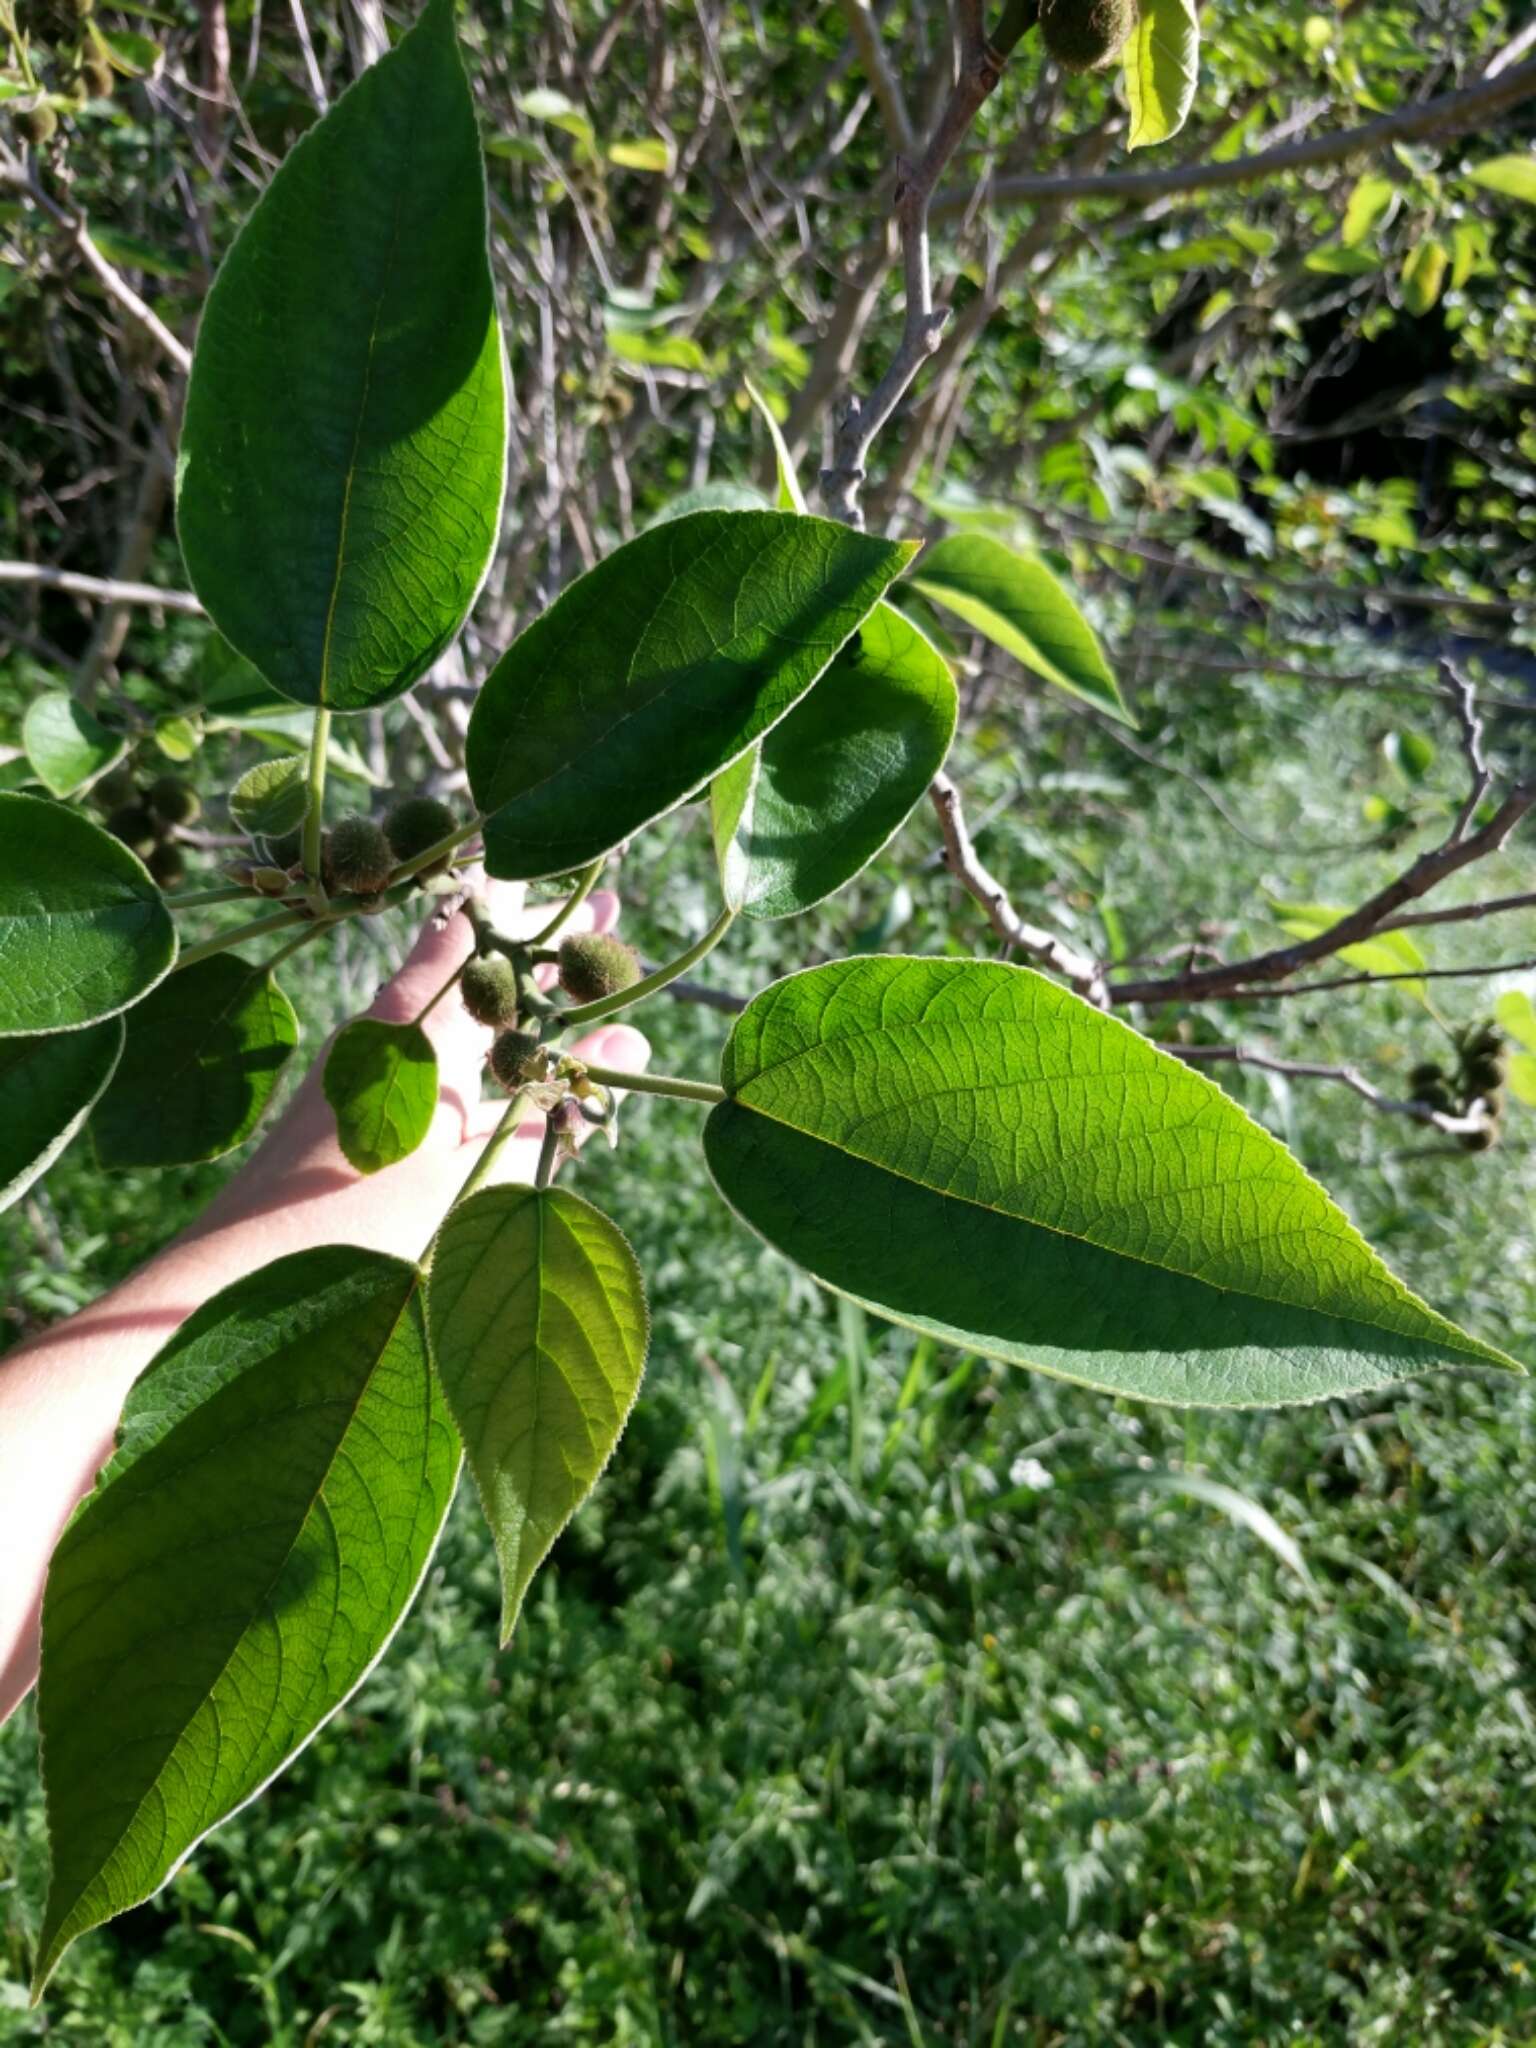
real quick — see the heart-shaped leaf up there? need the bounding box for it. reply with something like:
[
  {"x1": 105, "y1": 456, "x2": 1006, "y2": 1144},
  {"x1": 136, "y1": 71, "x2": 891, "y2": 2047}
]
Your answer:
[
  {"x1": 703, "y1": 957, "x2": 1515, "y2": 1406},
  {"x1": 427, "y1": 1184, "x2": 647, "y2": 1642},
  {"x1": 909, "y1": 535, "x2": 1130, "y2": 723},
  {"x1": 32, "y1": 1247, "x2": 460, "y2": 1994},
  {"x1": 323, "y1": 1018, "x2": 438, "y2": 1174},
  {"x1": 1123, "y1": 0, "x2": 1199, "y2": 151},
  {"x1": 21, "y1": 693, "x2": 126, "y2": 798},
  {"x1": 468, "y1": 509, "x2": 915, "y2": 879},
  {"x1": 229, "y1": 755, "x2": 309, "y2": 839},
  {"x1": 92, "y1": 953, "x2": 300, "y2": 1167},
  {"x1": 177, "y1": 0, "x2": 506, "y2": 711},
  {"x1": 711, "y1": 601, "x2": 956, "y2": 919},
  {"x1": 0, "y1": 1018, "x2": 124, "y2": 1212},
  {"x1": 0, "y1": 793, "x2": 176, "y2": 1035}
]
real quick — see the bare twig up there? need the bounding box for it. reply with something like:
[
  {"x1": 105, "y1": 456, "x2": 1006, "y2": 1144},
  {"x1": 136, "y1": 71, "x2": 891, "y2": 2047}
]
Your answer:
[
  {"x1": 834, "y1": 0, "x2": 914, "y2": 156},
  {"x1": 0, "y1": 562, "x2": 204, "y2": 613},
  {"x1": 1167, "y1": 1043, "x2": 1493, "y2": 1137},
  {"x1": 1444, "y1": 661, "x2": 1492, "y2": 840}
]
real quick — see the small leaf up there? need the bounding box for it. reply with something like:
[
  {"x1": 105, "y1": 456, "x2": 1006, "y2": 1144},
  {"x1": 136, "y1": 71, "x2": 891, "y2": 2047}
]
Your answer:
[
  {"x1": 1341, "y1": 173, "x2": 1397, "y2": 247},
  {"x1": 468, "y1": 509, "x2": 915, "y2": 879},
  {"x1": 0, "y1": 1019, "x2": 123, "y2": 1213},
  {"x1": 1381, "y1": 729, "x2": 1434, "y2": 783},
  {"x1": 177, "y1": 0, "x2": 507, "y2": 711},
  {"x1": 1494, "y1": 991, "x2": 1536, "y2": 1055},
  {"x1": 153, "y1": 713, "x2": 200, "y2": 762},
  {"x1": 606, "y1": 326, "x2": 709, "y2": 372},
  {"x1": 910, "y1": 534, "x2": 1130, "y2": 723},
  {"x1": 1268, "y1": 899, "x2": 1427, "y2": 995},
  {"x1": 743, "y1": 376, "x2": 808, "y2": 513},
  {"x1": 1123, "y1": 0, "x2": 1199, "y2": 152},
  {"x1": 323, "y1": 1018, "x2": 438, "y2": 1174},
  {"x1": 1401, "y1": 237, "x2": 1448, "y2": 316},
  {"x1": 21, "y1": 694, "x2": 126, "y2": 799},
  {"x1": 1466, "y1": 154, "x2": 1536, "y2": 205},
  {"x1": 0, "y1": 793, "x2": 176, "y2": 1035},
  {"x1": 427, "y1": 1185, "x2": 647, "y2": 1642},
  {"x1": 1508, "y1": 1051, "x2": 1536, "y2": 1109},
  {"x1": 703, "y1": 957, "x2": 1514, "y2": 1406},
  {"x1": 229, "y1": 755, "x2": 310, "y2": 839},
  {"x1": 711, "y1": 602, "x2": 956, "y2": 919},
  {"x1": 32, "y1": 1247, "x2": 460, "y2": 1994},
  {"x1": 516, "y1": 86, "x2": 595, "y2": 149},
  {"x1": 607, "y1": 135, "x2": 671, "y2": 173},
  {"x1": 91, "y1": 953, "x2": 299, "y2": 1167}
]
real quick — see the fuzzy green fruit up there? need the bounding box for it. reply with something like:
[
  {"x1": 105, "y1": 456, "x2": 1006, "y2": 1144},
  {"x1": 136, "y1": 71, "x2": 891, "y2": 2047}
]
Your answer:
[
  {"x1": 92, "y1": 767, "x2": 137, "y2": 811},
  {"x1": 106, "y1": 802, "x2": 158, "y2": 856},
  {"x1": 1038, "y1": 0, "x2": 1135, "y2": 72},
  {"x1": 14, "y1": 104, "x2": 58, "y2": 146},
  {"x1": 1463, "y1": 1052, "x2": 1506, "y2": 1097},
  {"x1": 557, "y1": 933, "x2": 642, "y2": 1005},
  {"x1": 1408, "y1": 1061, "x2": 1445, "y2": 1091},
  {"x1": 488, "y1": 1029, "x2": 545, "y2": 1090},
  {"x1": 383, "y1": 795, "x2": 456, "y2": 870},
  {"x1": 1459, "y1": 1123, "x2": 1499, "y2": 1153},
  {"x1": 461, "y1": 955, "x2": 520, "y2": 1029},
  {"x1": 263, "y1": 828, "x2": 303, "y2": 871},
  {"x1": 324, "y1": 815, "x2": 392, "y2": 896},
  {"x1": 148, "y1": 841, "x2": 186, "y2": 889},
  {"x1": 147, "y1": 774, "x2": 200, "y2": 826}
]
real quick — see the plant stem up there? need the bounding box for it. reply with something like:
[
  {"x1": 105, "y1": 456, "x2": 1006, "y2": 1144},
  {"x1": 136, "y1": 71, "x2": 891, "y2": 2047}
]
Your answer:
[
  {"x1": 263, "y1": 922, "x2": 331, "y2": 974},
  {"x1": 529, "y1": 858, "x2": 604, "y2": 947},
  {"x1": 302, "y1": 707, "x2": 331, "y2": 899},
  {"x1": 579, "y1": 1061, "x2": 726, "y2": 1105},
  {"x1": 533, "y1": 1116, "x2": 562, "y2": 1190},
  {"x1": 175, "y1": 905, "x2": 312, "y2": 972},
  {"x1": 165, "y1": 885, "x2": 260, "y2": 911},
  {"x1": 455, "y1": 1089, "x2": 530, "y2": 1209},
  {"x1": 417, "y1": 956, "x2": 466, "y2": 1024},
  {"x1": 561, "y1": 906, "x2": 737, "y2": 1028}
]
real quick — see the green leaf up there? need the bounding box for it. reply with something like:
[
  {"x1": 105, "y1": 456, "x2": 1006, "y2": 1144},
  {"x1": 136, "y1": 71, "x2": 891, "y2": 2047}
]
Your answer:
[
  {"x1": 1508, "y1": 1052, "x2": 1536, "y2": 1109},
  {"x1": 21, "y1": 693, "x2": 126, "y2": 798},
  {"x1": 468, "y1": 510, "x2": 916, "y2": 879},
  {"x1": 516, "y1": 86, "x2": 595, "y2": 150},
  {"x1": 323, "y1": 1018, "x2": 438, "y2": 1174},
  {"x1": 32, "y1": 1247, "x2": 459, "y2": 1994},
  {"x1": 1123, "y1": 0, "x2": 1199, "y2": 152},
  {"x1": 427, "y1": 1185, "x2": 647, "y2": 1643},
  {"x1": 702, "y1": 958, "x2": 1514, "y2": 1406},
  {"x1": 0, "y1": 1018, "x2": 124, "y2": 1212},
  {"x1": 153, "y1": 713, "x2": 200, "y2": 762},
  {"x1": 644, "y1": 481, "x2": 768, "y2": 526},
  {"x1": 744, "y1": 376, "x2": 807, "y2": 513},
  {"x1": 1466, "y1": 154, "x2": 1536, "y2": 205},
  {"x1": 0, "y1": 794, "x2": 176, "y2": 1036},
  {"x1": 607, "y1": 135, "x2": 671, "y2": 173},
  {"x1": 91, "y1": 953, "x2": 299, "y2": 1167},
  {"x1": 1267, "y1": 899, "x2": 1427, "y2": 995},
  {"x1": 229, "y1": 755, "x2": 309, "y2": 839},
  {"x1": 1341, "y1": 173, "x2": 1397, "y2": 247},
  {"x1": 1381, "y1": 728, "x2": 1434, "y2": 783},
  {"x1": 711, "y1": 602, "x2": 956, "y2": 919},
  {"x1": 177, "y1": 0, "x2": 506, "y2": 712},
  {"x1": 605, "y1": 326, "x2": 709, "y2": 372},
  {"x1": 1401, "y1": 237, "x2": 1448, "y2": 316},
  {"x1": 909, "y1": 534, "x2": 1130, "y2": 723},
  {"x1": 1494, "y1": 991, "x2": 1536, "y2": 1054}
]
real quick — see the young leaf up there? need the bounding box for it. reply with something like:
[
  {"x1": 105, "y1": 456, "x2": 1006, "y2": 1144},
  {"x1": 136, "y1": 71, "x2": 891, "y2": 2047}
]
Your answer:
[
  {"x1": 711, "y1": 602, "x2": 957, "y2": 919},
  {"x1": 909, "y1": 535, "x2": 1130, "y2": 724},
  {"x1": 1267, "y1": 900, "x2": 1427, "y2": 997},
  {"x1": 32, "y1": 1247, "x2": 459, "y2": 1995},
  {"x1": 1494, "y1": 991, "x2": 1536, "y2": 1054},
  {"x1": 1465, "y1": 154, "x2": 1536, "y2": 205},
  {"x1": 703, "y1": 957, "x2": 1516, "y2": 1407},
  {"x1": 229, "y1": 755, "x2": 309, "y2": 839},
  {"x1": 21, "y1": 693, "x2": 126, "y2": 798},
  {"x1": 427, "y1": 1185, "x2": 648, "y2": 1643},
  {"x1": 0, "y1": 1018, "x2": 124, "y2": 1212},
  {"x1": 92, "y1": 953, "x2": 300, "y2": 1167},
  {"x1": 1341, "y1": 174, "x2": 1397, "y2": 249},
  {"x1": 0, "y1": 793, "x2": 176, "y2": 1035},
  {"x1": 743, "y1": 375, "x2": 808, "y2": 512},
  {"x1": 323, "y1": 1018, "x2": 438, "y2": 1174},
  {"x1": 1123, "y1": 0, "x2": 1199, "y2": 152},
  {"x1": 1401, "y1": 238, "x2": 1448, "y2": 317},
  {"x1": 177, "y1": 0, "x2": 506, "y2": 712},
  {"x1": 468, "y1": 509, "x2": 915, "y2": 879}
]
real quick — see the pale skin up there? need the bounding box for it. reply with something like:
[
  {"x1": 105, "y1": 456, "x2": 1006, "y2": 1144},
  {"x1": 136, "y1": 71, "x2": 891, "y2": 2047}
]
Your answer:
[{"x1": 0, "y1": 881, "x2": 648, "y2": 1730}]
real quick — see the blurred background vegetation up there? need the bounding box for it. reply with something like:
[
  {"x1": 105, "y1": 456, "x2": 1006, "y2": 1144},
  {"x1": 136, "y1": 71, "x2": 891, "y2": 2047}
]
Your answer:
[{"x1": 5, "y1": 0, "x2": 1536, "y2": 2038}]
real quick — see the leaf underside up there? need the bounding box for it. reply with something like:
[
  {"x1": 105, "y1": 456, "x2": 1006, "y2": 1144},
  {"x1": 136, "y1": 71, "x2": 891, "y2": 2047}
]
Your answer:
[
  {"x1": 33, "y1": 1247, "x2": 460, "y2": 1995},
  {"x1": 0, "y1": 1018, "x2": 124, "y2": 1211},
  {"x1": 704, "y1": 956, "x2": 1514, "y2": 1406}
]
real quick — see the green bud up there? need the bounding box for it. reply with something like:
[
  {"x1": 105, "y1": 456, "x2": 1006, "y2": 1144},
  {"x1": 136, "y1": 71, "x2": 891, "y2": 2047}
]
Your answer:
[
  {"x1": 147, "y1": 774, "x2": 200, "y2": 827},
  {"x1": 80, "y1": 50, "x2": 113, "y2": 98},
  {"x1": 558, "y1": 933, "x2": 642, "y2": 1005},
  {"x1": 324, "y1": 815, "x2": 392, "y2": 897},
  {"x1": 1408, "y1": 1061, "x2": 1445, "y2": 1091},
  {"x1": 488, "y1": 1029, "x2": 545, "y2": 1090},
  {"x1": 460, "y1": 954, "x2": 520, "y2": 1029},
  {"x1": 106, "y1": 802, "x2": 158, "y2": 856},
  {"x1": 1038, "y1": 0, "x2": 1135, "y2": 72},
  {"x1": 1459, "y1": 1123, "x2": 1499, "y2": 1153},
  {"x1": 1463, "y1": 1051, "x2": 1506, "y2": 1097},
  {"x1": 148, "y1": 840, "x2": 185, "y2": 889},
  {"x1": 383, "y1": 795, "x2": 456, "y2": 871},
  {"x1": 92, "y1": 766, "x2": 137, "y2": 811},
  {"x1": 14, "y1": 104, "x2": 59, "y2": 146}
]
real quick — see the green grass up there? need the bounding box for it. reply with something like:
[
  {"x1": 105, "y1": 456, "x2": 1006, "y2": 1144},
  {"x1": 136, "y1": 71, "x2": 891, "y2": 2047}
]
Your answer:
[{"x1": 4, "y1": 677, "x2": 1536, "y2": 2043}]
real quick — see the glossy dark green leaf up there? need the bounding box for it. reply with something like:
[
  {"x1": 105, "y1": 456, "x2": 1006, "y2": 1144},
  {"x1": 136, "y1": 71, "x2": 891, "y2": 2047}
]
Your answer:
[
  {"x1": 0, "y1": 1018, "x2": 123, "y2": 1211},
  {"x1": 711, "y1": 602, "x2": 956, "y2": 919},
  {"x1": 427, "y1": 1185, "x2": 648, "y2": 1642},
  {"x1": 21, "y1": 693, "x2": 126, "y2": 798},
  {"x1": 32, "y1": 1247, "x2": 459, "y2": 1995},
  {"x1": 0, "y1": 793, "x2": 176, "y2": 1035},
  {"x1": 323, "y1": 1018, "x2": 438, "y2": 1174},
  {"x1": 703, "y1": 957, "x2": 1515, "y2": 1407},
  {"x1": 467, "y1": 510, "x2": 915, "y2": 879},
  {"x1": 177, "y1": 0, "x2": 506, "y2": 712},
  {"x1": 910, "y1": 534, "x2": 1130, "y2": 723},
  {"x1": 91, "y1": 953, "x2": 299, "y2": 1167}
]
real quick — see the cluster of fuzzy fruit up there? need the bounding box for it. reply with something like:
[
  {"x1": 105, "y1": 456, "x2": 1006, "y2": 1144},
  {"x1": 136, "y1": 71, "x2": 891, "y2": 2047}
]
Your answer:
[
  {"x1": 97, "y1": 769, "x2": 198, "y2": 888},
  {"x1": 460, "y1": 934, "x2": 642, "y2": 1090},
  {"x1": 1409, "y1": 1021, "x2": 1508, "y2": 1152}
]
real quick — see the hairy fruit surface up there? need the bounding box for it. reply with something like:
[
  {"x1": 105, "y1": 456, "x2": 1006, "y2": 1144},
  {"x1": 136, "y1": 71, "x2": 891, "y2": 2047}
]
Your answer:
[{"x1": 558, "y1": 933, "x2": 642, "y2": 1005}]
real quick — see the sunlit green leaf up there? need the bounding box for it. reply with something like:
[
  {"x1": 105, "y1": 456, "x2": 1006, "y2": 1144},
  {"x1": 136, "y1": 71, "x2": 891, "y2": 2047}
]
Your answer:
[
  {"x1": 21, "y1": 693, "x2": 126, "y2": 798},
  {"x1": 1466, "y1": 154, "x2": 1536, "y2": 205},
  {"x1": 1123, "y1": 0, "x2": 1199, "y2": 151},
  {"x1": 229, "y1": 755, "x2": 309, "y2": 839},
  {"x1": 323, "y1": 1018, "x2": 438, "y2": 1174}
]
